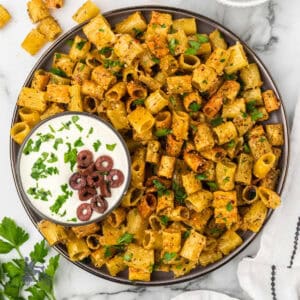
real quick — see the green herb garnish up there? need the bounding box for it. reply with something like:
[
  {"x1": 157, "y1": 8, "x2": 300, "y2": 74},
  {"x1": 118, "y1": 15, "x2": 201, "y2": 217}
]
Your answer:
[
  {"x1": 117, "y1": 233, "x2": 134, "y2": 245},
  {"x1": 163, "y1": 252, "x2": 176, "y2": 262},
  {"x1": 53, "y1": 138, "x2": 63, "y2": 150},
  {"x1": 244, "y1": 143, "x2": 251, "y2": 153},
  {"x1": 195, "y1": 173, "x2": 207, "y2": 181},
  {"x1": 154, "y1": 128, "x2": 172, "y2": 137},
  {"x1": 76, "y1": 41, "x2": 86, "y2": 50},
  {"x1": 153, "y1": 179, "x2": 169, "y2": 197},
  {"x1": 168, "y1": 38, "x2": 179, "y2": 55},
  {"x1": 106, "y1": 143, "x2": 116, "y2": 151},
  {"x1": 251, "y1": 110, "x2": 263, "y2": 121},
  {"x1": 99, "y1": 28, "x2": 105, "y2": 32},
  {"x1": 223, "y1": 176, "x2": 230, "y2": 183},
  {"x1": 0, "y1": 217, "x2": 60, "y2": 299},
  {"x1": 172, "y1": 181, "x2": 187, "y2": 205},
  {"x1": 74, "y1": 137, "x2": 84, "y2": 148},
  {"x1": 93, "y1": 140, "x2": 102, "y2": 152},
  {"x1": 151, "y1": 57, "x2": 160, "y2": 64},
  {"x1": 55, "y1": 53, "x2": 61, "y2": 59},
  {"x1": 23, "y1": 133, "x2": 55, "y2": 155},
  {"x1": 103, "y1": 59, "x2": 123, "y2": 69},
  {"x1": 210, "y1": 117, "x2": 223, "y2": 127},
  {"x1": 189, "y1": 102, "x2": 201, "y2": 112},
  {"x1": 50, "y1": 67, "x2": 67, "y2": 78},
  {"x1": 133, "y1": 28, "x2": 143, "y2": 39},
  {"x1": 64, "y1": 143, "x2": 77, "y2": 171},
  {"x1": 50, "y1": 184, "x2": 72, "y2": 214},
  {"x1": 47, "y1": 152, "x2": 58, "y2": 163},
  {"x1": 123, "y1": 253, "x2": 133, "y2": 262},
  {"x1": 227, "y1": 140, "x2": 236, "y2": 148},
  {"x1": 206, "y1": 181, "x2": 218, "y2": 192},
  {"x1": 27, "y1": 184, "x2": 52, "y2": 202},
  {"x1": 31, "y1": 152, "x2": 59, "y2": 180},
  {"x1": 226, "y1": 201, "x2": 233, "y2": 211},
  {"x1": 160, "y1": 215, "x2": 169, "y2": 226},
  {"x1": 98, "y1": 47, "x2": 113, "y2": 55},
  {"x1": 86, "y1": 127, "x2": 94, "y2": 138},
  {"x1": 71, "y1": 115, "x2": 83, "y2": 132},
  {"x1": 132, "y1": 98, "x2": 145, "y2": 107},
  {"x1": 58, "y1": 121, "x2": 71, "y2": 131},
  {"x1": 182, "y1": 230, "x2": 191, "y2": 240}
]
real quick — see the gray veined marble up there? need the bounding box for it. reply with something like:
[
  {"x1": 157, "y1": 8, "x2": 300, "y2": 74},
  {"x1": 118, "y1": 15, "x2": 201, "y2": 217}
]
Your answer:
[{"x1": 1, "y1": 0, "x2": 299, "y2": 299}]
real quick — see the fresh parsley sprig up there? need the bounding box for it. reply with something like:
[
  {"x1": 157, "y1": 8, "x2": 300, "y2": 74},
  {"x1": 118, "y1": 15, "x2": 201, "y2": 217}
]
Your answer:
[{"x1": 0, "y1": 217, "x2": 60, "y2": 300}]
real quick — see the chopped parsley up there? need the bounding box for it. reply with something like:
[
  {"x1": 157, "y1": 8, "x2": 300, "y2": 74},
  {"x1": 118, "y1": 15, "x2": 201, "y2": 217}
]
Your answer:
[
  {"x1": 153, "y1": 179, "x2": 169, "y2": 197},
  {"x1": 244, "y1": 143, "x2": 251, "y2": 153},
  {"x1": 103, "y1": 59, "x2": 123, "y2": 69},
  {"x1": 161, "y1": 23, "x2": 167, "y2": 28},
  {"x1": 185, "y1": 34, "x2": 209, "y2": 55},
  {"x1": 226, "y1": 201, "x2": 233, "y2": 211},
  {"x1": 71, "y1": 115, "x2": 83, "y2": 132},
  {"x1": 189, "y1": 102, "x2": 202, "y2": 112},
  {"x1": 74, "y1": 137, "x2": 84, "y2": 148},
  {"x1": 64, "y1": 143, "x2": 77, "y2": 171},
  {"x1": 224, "y1": 73, "x2": 238, "y2": 81},
  {"x1": 246, "y1": 100, "x2": 263, "y2": 121},
  {"x1": 23, "y1": 133, "x2": 54, "y2": 155},
  {"x1": 195, "y1": 173, "x2": 207, "y2": 181},
  {"x1": 223, "y1": 176, "x2": 230, "y2": 183},
  {"x1": 190, "y1": 124, "x2": 198, "y2": 133},
  {"x1": 163, "y1": 252, "x2": 176, "y2": 262},
  {"x1": 67, "y1": 217, "x2": 77, "y2": 222},
  {"x1": 75, "y1": 41, "x2": 86, "y2": 50},
  {"x1": 48, "y1": 125, "x2": 56, "y2": 133},
  {"x1": 53, "y1": 138, "x2": 63, "y2": 150},
  {"x1": 168, "y1": 38, "x2": 179, "y2": 55},
  {"x1": 50, "y1": 184, "x2": 73, "y2": 214},
  {"x1": 106, "y1": 143, "x2": 116, "y2": 151},
  {"x1": 93, "y1": 140, "x2": 102, "y2": 152},
  {"x1": 227, "y1": 140, "x2": 236, "y2": 148},
  {"x1": 27, "y1": 185, "x2": 52, "y2": 201},
  {"x1": 259, "y1": 136, "x2": 266, "y2": 143},
  {"x1": 220, "y1": 58, "x2": 226, "y2": 62},
  {"x1": 151, "y1": 57, "x2": 160, "y2": 64},
  {"x1": 50, "y1": 67, "x2": 67, "y2": 78},
  {"x1": 31, "y1": 152, "x2": 59, "y2": 180},
  {"x1": 99, "y1": 28, "x2": 105, "y2": 32},
  {"x1": 210, "y1": 117, "x2": 223, "y2": 127},
  {"x1": 206, "y1": 181, "x2": 218, "y2": 192},
  {"x1": 66, "y1": 39, "x2": 74, "y2": 46},
  {"x1": 117, "y1": 232, "x2": 134, "y2": 245},
  {"x1": 160, "y1": 215, "x2": 169, "y2": 226},
  {"x1": 154, "y1": 128, "x2": 172, "y2": 137},
  {"x1": 55, "y1": 53, "x2": 61, "y2": 59},
  {"x1": 132, "y1": 98, "x2": 145, "y2": 107},
  {"x1": 58, "y1": 121, "x2": 71, "y2": 131},
  {"x1": 251, "y1": 110, "x2": 263, "y2": 121},
  {"x1": 172, "y1": 181, "x2": 187, "y2": 205},
  {"x1": 182, "y1": 230, "x2": 191, "y2": 240},
  {"x1": 123, "y1": 253, "x2": 133, "y2": 262},
  {"x1": 47, "y1": 152, "x2": 58, "y2": 163},
  {"x1": 98, "y1": 47, "x2": 113, "y2": 55},
  {"x1": 86, "y1": 127, "x2": 94, "y2": 138},
  {"x1": 133, "y1": 28, "x2": 144, "y2": 39}
]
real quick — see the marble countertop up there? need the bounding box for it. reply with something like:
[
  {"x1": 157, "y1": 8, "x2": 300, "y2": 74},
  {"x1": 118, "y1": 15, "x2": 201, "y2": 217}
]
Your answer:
[{"x1": 1, "y1": 0, "x2": 299, "y2": 299}]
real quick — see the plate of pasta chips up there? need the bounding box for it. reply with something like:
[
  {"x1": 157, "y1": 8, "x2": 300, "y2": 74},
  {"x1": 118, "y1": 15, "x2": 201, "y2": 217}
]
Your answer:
[{"x1": 10, "y1": 5, "x2": 289, "y2": 285}]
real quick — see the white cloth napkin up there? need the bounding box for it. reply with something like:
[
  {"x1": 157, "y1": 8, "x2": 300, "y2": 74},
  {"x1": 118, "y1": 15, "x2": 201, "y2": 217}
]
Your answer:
[
  {"x1": 237, "y1": 96, "x2": 300, "y2": 299},
  {"x1": 171, "y1": 290, "x2": 239, "y2": 300}
]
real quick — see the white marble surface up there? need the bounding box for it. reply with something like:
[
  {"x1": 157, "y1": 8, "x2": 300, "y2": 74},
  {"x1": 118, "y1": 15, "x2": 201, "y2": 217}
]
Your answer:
[{"x1": 0, "y1": 0, "x2": 299, "y2": 299}]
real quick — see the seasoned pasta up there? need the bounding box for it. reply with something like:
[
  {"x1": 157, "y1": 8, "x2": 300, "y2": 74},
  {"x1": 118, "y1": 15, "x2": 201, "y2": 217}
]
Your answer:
[{"x1": 13, "y1": 10, "x2": 284, "y2": 281}]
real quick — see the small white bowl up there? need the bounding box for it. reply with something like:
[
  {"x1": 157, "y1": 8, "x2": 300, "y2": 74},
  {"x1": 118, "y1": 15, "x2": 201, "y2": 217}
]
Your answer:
[
  {"x1": 16, "y1": 112, "x2": 131, "y2": 226},
  {"x1": 216, "y1": 0, "x2": 269, "y2": 7}
]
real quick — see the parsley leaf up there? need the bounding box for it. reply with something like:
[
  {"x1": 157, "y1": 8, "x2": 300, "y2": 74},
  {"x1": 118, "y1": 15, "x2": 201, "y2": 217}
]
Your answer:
[
  {"x1": 74, "y1": 137, "x2": 84, "y2": 148},
  {"x1": 223, "y1": 176, "x2": 230, "y2": 183},
  {"x1": 152, "y1": 57, "x2": 160, "y2": 64},
  {"x1": 53, "y1": 138, "x2": 63, "y2": 150},
  {"x1": 210, "y1": 117, "x2": 223, "y2": 127},
  {"x1": 71, "y1": 115, "x2": 83, "y2": 132},
  {"x1": 189, "y1": 102, "x2": 202, "y2": 112},
  {"x1": 27, "y1": 186, "x2": 52, "y2": 202},
  {"x1": 154, "y1": 128, "x2": 172, "y2": 137},
  {"x1": 226, "y1": 201, "x2": 233, "y2": 211},
  {"x1": 31, "y1": 152, "x2": 59, "y2": 180},
  {"x1": 132, "y1": 98, "x2": 145, "y2": 107},
  {"x1": 99, "y1": 47, "x2": 113, "y2": 55},
  {"x1": 244, "y1": 143, "x2": 251, "y2": 153},
  {"x1": 182, "y1": 230, "x2": 191, "y2": 240},
  {"x1": 195, "y1": 173, "x2": 207, "y2": 181},
  {"x1": 106, "y1": 143, "x2": 116, "y2": 151},
  {"x1": 153, "y1": 180, "x2": 169, "y2": 196},
  {"x1": 251, "y1": 110, "x2": 263, "y2": 121},
  {"x1": 50, "y1": 184, "x2": 72, "y2": 214},
  {"x1": 133, "y1": 28, "x2": 144, "y2": 39},
  {"x1": 168, "y1": 38, "x2": 179, "y2": 55},
  {"x1": 172, "y1": 181, "x2": 187, "y2": 205},
  {"x1": 0, "y1": 217, "x2": 29, "y2": 249},
  {"x1": 163, "y1": 252, "x2": 176, "y2": 262},
  {"x1": 123, "y1": 253, "x2": 133, "y2": 262},
  {"x1": 117, "y1": 233, "x2": 134, "y2": 245},
  {"x1": 64, "y1": 143, "x2": 77, "y2": 171},
  {"x1": 30, "y1": 240, "x2": 48, "y2": 264},
  {"x1": 206, "y1": 181, "x2": 218, "y2": 192},
  {"x1": 75, "y1": 41, "x2": 86, "y2": 50},
  {"x1": 160, "y1": 215, "x2": 169, "y2": 226},
  {"x1": 86, "y1": 127, "x2": 94, "y2": 138},
  {"x1": 50, "y1": 67, "x2": 67, "y2": 78},
  {"x1": 227, "y1": 140, "x2": 236, "y2": 148}
]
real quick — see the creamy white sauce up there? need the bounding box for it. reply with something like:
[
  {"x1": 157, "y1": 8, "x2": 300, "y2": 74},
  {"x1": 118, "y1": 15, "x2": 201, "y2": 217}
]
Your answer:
[{"x1": 19, "y1": 114, "x2": 130, "y2": 225}]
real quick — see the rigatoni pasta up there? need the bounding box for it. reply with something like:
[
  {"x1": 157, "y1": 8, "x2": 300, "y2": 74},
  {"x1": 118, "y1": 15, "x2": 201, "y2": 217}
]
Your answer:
[{"x1": 12, "y1": 10, "x2": 284, "y2": 282}]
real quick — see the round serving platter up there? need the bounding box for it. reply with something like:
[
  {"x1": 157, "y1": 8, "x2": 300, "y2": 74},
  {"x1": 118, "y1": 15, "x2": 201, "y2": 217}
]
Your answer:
[{"x1": 10, "y1": 5, "x2": 289, "y2": 286}]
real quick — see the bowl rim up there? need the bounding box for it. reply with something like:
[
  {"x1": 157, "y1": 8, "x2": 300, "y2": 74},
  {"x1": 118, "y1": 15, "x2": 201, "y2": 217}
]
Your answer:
[
  {"x1": 9, "y1": 5, "x2": 290, "y2": 286},
  {"x1": 15, "y1": 111, "x2": 132, "y2": 227}
]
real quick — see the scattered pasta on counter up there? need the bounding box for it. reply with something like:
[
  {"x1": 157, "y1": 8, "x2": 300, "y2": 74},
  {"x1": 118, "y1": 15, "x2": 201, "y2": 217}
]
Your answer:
[
  {"x1": 12, "y1": 10, "x2": 284, "y2": 281},
  {"x1": 0, "y1": 4, "x2": 11, "y2": 28}
]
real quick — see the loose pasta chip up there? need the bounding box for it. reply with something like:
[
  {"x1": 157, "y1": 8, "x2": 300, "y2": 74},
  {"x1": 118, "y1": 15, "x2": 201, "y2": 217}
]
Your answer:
[
  {"x1": 73, "y1": 0, "x2": 100, "y2": 23},
  {"x1": 37, "y1": 16, "x2": 62, "y2": 41},
  {"x1": 27, "y1": 0, "x2": 50, "y2": 23},
  {"x1": 21, "y1": 29, "x2": 47, "y2": 55},
  {"x1": 0, "y1": 5, "x2": 11, "y2": 28}
]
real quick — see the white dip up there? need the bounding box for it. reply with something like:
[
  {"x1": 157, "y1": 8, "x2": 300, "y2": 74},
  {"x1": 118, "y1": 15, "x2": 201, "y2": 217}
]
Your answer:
[{"x1": 19, "y1": 113, "x2": 130, "y2": 225}]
